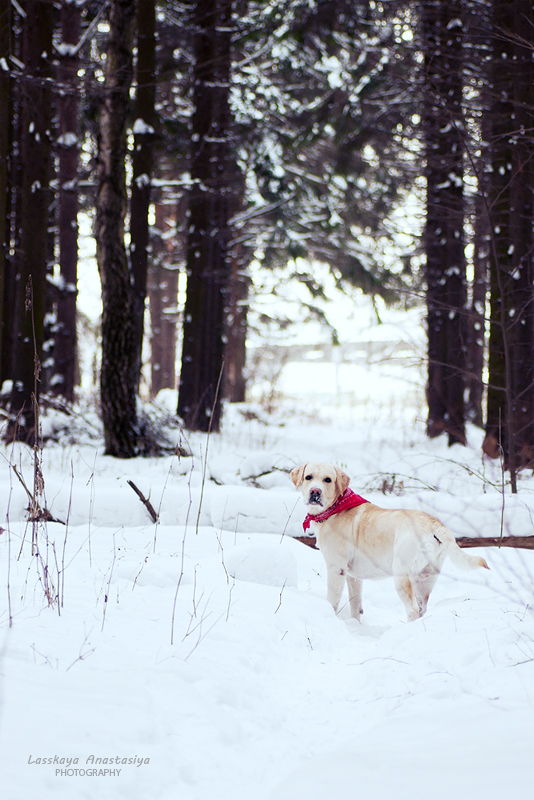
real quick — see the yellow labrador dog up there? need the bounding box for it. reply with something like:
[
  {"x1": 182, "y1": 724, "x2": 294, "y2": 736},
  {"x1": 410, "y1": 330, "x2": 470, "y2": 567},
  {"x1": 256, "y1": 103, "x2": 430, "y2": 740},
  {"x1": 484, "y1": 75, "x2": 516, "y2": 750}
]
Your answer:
[{"x1": 291, "y1": 461, "x2": 489, "y2": 622}]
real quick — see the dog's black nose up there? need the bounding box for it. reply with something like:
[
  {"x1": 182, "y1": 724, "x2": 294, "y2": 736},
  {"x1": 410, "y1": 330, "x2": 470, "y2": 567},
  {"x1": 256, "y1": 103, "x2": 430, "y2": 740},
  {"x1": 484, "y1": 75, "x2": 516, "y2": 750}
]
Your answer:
[{"x1": 309, "y1": 489, "x2": 322, "y2": 505}]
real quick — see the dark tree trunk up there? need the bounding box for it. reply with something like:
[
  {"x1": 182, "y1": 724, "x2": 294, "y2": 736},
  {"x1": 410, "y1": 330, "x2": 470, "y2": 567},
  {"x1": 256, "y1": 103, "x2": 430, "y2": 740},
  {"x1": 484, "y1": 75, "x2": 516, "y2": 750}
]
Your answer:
[
  {"x1": 0, "y1": 0, "x2": 10, "y2": 381},
  {"x1": 2, "y1": 2, "x2": 22, "y2": 389},
  {"x1": 149, "y1": 263, "x2": 179, "y2": 397},
  {"x1": 224, "y1": 248, "x2": 249, "y2": 403},
  {"x1": 422, "y1": 0, "x2": 467, "y2": 446},
  {"x1": 52, "y1": 0, "x2": 81, "y2": 402},
  {"x1": 465, "y1": 4, "x2": 492, "y2": 429},
  {"x1": 223, "y1": 166, "x2": 247, "y2": 404},
  {"x1": 1, "y1": 45, "x2": 18, "y2": 388},
  {"x1": 146, "y1": 32, "x2": 185, "y2": 401},
  {"x1": 177, "y1": 0, "x2": 236, "y2": 432},
  {"x1": 483, "y1": 0, "x2": 534, "y2": 488},
  {"x1": 96, "y1": 0, "x2": 139, "y2": 457},
  {"x1": 7, "y1": 0, "x2": 53, "y2": 443},
  {"x1": 130, "y1": 0, "x2": 156, "y2": 393},
  {"x1": 149, "y1": 198, "x2": 179, "y2": 397},
  {"x1": 484, "y1": 0, "x2": 514, "y2": 462},
  {"x1": 506, "y1": 0, "x2": 534, "y2": 475},
  {"x1": 466, "y1": 184, "x2": 489, "y2": 429}
]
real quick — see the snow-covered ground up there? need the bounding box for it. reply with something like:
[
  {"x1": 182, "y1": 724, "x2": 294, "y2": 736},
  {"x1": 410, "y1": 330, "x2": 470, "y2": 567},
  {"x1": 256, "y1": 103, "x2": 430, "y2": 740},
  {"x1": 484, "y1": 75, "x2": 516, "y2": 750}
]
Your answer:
[{"x1": 1, "y1": 388, "x2": 534, "y2": 800}]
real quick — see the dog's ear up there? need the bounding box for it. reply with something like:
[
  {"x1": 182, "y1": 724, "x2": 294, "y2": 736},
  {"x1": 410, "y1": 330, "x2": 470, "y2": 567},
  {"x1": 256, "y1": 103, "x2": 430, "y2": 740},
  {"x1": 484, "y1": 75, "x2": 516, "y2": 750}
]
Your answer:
[
  {"x1": 290, "y1": 464, "x2": 306, "y2": 488},
  {"x1": 334, "y1": 466, "x2": 350, "y2": 497}
]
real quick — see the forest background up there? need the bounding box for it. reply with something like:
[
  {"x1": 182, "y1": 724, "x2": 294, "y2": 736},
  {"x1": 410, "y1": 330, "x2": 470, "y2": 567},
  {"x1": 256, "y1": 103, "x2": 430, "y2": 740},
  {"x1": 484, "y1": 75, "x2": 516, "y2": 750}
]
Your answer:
[{"x1": 0, "y1": 0, "x2": 533, "y2": 490}]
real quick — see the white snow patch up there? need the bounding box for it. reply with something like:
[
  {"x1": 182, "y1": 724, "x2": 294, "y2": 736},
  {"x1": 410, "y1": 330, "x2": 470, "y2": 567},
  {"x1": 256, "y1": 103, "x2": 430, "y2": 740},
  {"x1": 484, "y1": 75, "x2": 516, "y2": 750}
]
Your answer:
[{"x1": 224, "y1": 543, "x2": 298, "y2": 587}]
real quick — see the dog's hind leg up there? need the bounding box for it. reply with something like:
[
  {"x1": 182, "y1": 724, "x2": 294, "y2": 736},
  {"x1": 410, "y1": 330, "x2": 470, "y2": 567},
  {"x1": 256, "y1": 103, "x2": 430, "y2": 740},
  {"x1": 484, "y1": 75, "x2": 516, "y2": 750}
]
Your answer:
[
  {"x1": 411, "y1": 566, "x2": 439, "y2": 618},
  {"x1": 346, "y1": 575, "x2": 363, "y2": 620},
  {"x1": 394, "y1": 575, "x2": 421, "y2": 621}
]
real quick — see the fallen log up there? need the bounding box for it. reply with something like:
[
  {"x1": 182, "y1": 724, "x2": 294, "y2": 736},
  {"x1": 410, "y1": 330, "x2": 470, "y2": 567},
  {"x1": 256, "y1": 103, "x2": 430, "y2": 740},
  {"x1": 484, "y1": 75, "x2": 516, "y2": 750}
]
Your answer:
[
  {"x1": 294, "y1": 534, "x2": 534, "y2": 551},
  {"x1": 455, "y1": 535, "x2": 534, "y2": 550}
]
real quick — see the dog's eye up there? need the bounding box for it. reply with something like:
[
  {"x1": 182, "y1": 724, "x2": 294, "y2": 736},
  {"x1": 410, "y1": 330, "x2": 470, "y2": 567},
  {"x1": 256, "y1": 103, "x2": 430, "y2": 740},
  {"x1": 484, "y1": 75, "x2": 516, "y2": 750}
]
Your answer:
[
  {"x1": 305, "y1": 475, "x2": 312, "y2": 481},
  {"x1": 324, "y1": 477, "x2": 332, "y2": 483}
]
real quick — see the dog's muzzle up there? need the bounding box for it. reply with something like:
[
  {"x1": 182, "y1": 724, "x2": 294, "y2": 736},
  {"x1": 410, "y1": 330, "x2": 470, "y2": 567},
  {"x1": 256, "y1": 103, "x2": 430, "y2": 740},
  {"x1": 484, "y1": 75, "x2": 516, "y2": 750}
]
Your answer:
[{"x1": 308, "y1": 489, "x2": 323, "y2": 506}]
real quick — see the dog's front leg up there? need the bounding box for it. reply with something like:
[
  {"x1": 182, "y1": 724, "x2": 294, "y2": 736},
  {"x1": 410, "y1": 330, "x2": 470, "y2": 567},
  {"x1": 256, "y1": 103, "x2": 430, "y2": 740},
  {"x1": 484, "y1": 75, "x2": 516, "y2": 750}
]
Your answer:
[
  {"x1": 326, "y1": 565, "x2": 346, "y2": 614},
  {"x1": 346, "y1": 575, "x2": 363, "y2": 620}
]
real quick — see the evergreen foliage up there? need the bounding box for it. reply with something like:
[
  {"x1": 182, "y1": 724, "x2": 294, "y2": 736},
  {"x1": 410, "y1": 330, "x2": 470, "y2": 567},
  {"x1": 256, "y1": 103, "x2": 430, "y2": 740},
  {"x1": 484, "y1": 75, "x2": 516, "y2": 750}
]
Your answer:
[{"x1": 0, "y1": 0, "x2": 533, "y2": 484}]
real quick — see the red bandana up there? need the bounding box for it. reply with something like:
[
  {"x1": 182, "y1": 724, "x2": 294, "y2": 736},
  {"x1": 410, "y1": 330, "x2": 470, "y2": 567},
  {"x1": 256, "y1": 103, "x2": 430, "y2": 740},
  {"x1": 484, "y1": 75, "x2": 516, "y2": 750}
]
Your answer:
[{"x1": 303, "y1": 488, "x2": 369, "y2": 532}]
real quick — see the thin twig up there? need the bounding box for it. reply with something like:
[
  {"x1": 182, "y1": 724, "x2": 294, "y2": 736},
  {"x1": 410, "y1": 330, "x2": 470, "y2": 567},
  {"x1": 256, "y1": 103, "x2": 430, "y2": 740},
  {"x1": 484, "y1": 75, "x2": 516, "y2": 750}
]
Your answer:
[
  {"x1": 274, "y1": 580, "x2": 287, "y2": 614},
  {"x1": 101, "y1": 533, "x2": 117, "y2": 632},
  {"x1": 60, "y1": 461, "x2": 75, "y2": 608},
  {"x1": 11, "y1": 465, "x2": 63, "y2": 525},
  {"x1": 170, "y1": 453, "x2": 195, "y2": 645},
  {"x1": 195, "y1": 362, "x2": 225, "y2": 535}
]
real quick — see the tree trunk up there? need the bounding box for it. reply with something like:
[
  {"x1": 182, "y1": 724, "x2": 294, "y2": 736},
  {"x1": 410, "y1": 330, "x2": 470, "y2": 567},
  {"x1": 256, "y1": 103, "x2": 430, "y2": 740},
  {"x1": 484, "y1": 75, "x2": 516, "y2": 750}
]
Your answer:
[
  {"x1": 224, "y1": 248, "x2": 249, "y2": 403},
  {"x1": 422, "y1": 0, "x2": 467, "y2": 447},
  {"x1": 507, "y1": 0, "x2": 534, "y2": 473},
  {"x1": 96, "y1": 0, "x2": 139, "y2": 457},
  {"x1": 52, "y1": 0, "x2": 81, "y2": 403},
  {"x1": 0, "y1": 0, "x2": 10, "y2": 380},
  {"x1": 149, "y1": 198, "x2": 179, "y2": 397},
  {"x1": 483, "y1": 0, "x2": 534, "y2": 487},
  {"x1": 467, "y1": 183, "x2": 489, "y2": 428},
  {"x1": 223, "y1": 164, "x2": 247, "y2": 404},
  {"x1": 465, "y1": 5, "x2": 492, "y2": 429},
  {"x1": 484, "y1": 0, "x2": 515, "y2": 463},
  {"x1": 7, "y1": 0, "x2": 53, "y2": 443},
  {"x1": 1, "y1": 5, "x2": 22, "y2": 389},
  {"x1": 130, "y1": 0, "x2": 156, "y2": 393},
  {"x1": 1, "y1": 32, "x2": 18, "y2": 388},
  {"x1": 177, "y1": 0, "x2": 236, "y2": 432}
]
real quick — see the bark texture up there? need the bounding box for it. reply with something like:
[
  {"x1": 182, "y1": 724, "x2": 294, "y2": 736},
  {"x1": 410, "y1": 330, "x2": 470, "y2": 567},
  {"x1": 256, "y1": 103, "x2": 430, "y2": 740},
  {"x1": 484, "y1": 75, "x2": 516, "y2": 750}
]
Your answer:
[
  {"x1": 53, "y1": 0, "x2": 81, "y2": 402},
  {"x1": 483, "y1": 0, "x2": 534, "y2": 485},
  {"x1": 96, "y1": 0, "x2": 139, "y2": 457},
  {"x1": 130, "y1": 0, "x2": 156, "y2": 392},
  {"x1": 224, "y1": 250, "x2": 249, "y2": 404},
  {"x1": 177, "y1": 0, "x2": 237, "y2": 431},
  {"x1": 0, "y1": 0, "x2": 10, "y2": 374},
  {"x1": 422, "y1": 0, "x2": 467, "y2": 447},
  {"x1": 7, "y1": 0, "x2": 53, "y2": 443},
  {"x1": 149, "y1": 198, "x2": 179, "y2": 397}
]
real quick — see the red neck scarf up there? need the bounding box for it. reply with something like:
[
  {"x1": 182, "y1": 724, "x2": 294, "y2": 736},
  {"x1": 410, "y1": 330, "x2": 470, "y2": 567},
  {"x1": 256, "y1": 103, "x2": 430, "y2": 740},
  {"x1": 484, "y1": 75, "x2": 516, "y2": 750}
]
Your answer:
[{"x1": 303, "y1": 488, "x2": 369, "y2": 532}]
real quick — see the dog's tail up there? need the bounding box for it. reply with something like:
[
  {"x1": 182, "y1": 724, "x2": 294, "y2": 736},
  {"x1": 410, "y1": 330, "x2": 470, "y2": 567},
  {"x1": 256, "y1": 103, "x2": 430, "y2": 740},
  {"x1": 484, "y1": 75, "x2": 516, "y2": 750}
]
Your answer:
[{"x1": 444, "y1": 537, "x2": 489, "y2": 571}]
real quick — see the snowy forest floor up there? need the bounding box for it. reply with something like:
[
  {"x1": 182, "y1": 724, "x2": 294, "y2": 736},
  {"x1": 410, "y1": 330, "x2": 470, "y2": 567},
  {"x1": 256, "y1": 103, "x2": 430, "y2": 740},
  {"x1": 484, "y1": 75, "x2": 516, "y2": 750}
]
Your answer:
[{"x1": 1, "y1": 391, "x2": 534, "y2": 800}]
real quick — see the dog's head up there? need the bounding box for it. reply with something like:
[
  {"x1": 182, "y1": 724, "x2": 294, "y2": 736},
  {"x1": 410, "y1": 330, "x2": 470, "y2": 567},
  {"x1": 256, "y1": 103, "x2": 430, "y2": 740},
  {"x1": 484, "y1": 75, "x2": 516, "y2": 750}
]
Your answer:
[{"x1": 290, "y1": 462, "x2": 350, "y2": 514}]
